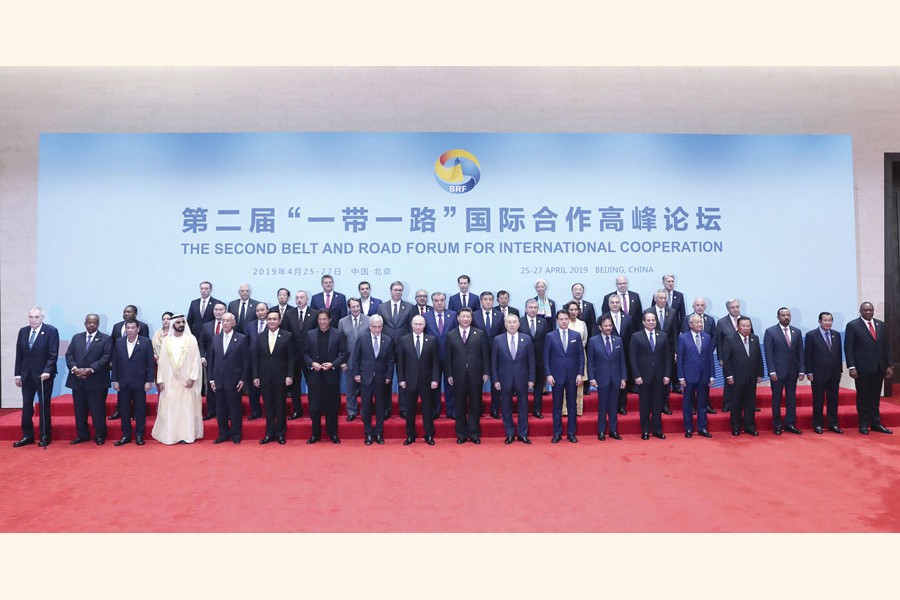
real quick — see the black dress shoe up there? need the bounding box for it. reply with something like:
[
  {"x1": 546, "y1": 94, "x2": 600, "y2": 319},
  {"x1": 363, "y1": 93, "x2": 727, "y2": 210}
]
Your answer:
[
  {"x1": 136, "y1": 436, "x2": 145, "y2": 446},
  {"x1": 275, "y1": 436, "x2": 284, "y2": 445},
  {"x1": 662, "y1": 406, "x2": 673, "y2": 415},
  {"x1": 754, "y1": 407, "x2": 761, "y2": 412},
  {"x1": 425, "y1": 436, "x2": 435, "y2": 445},
  {"x1": 871, "y1": 425, "x2": 893, "y2": 434},
  {"x1": 618, "y1": 407, "x2": 627, "y2": 415},
  {"x1": 722, "y1": 405, "x2": 730, "y2": 413},
  {"x1": 403, "y1": 437, "x2": 414, "y2": 445},
  {"x1": 365, "y1": 435, "x2": 373, "y2": 445},
  {"x1": 490, "y1": 410, "x2": 500, "y2": 419},
  {"x1": 859, "y1": 427, "x2": 869, "y2": 435},
  {"x1": 652, "y1": 432, "x2": 666, "y2": 440},
  {"x1": 375, "y1": 435, "x2": 385, "y2": 444},
  {"x1": 95, "y1": 437, "x2": 104, "y2": 446},
  {"x1": 685, "y1": 430, "x2": 693, "y2": 438},
  {"x1": 698, "y1": 429, "x2": 712, "y2": 438},
  {"x1": 567, "y1": 434, "x2": 578, "y2": 443},
  {"x1": 259, "y1": 436, "x2": 273, "y2": 445},
  {"x1": 813, "y1": 426, "x2": 823, "y2": 434},
  {"x1": 248, "y1": 414, "x2": 261, "y2": 421},
  {"x1": 518, "y1": 436, "x2": 532, "y2": 444},
  {"x1": 641, "y1": 432, "x2": 650, "y2": 440},
  {"x1": 330, "y1": 435, "x2": 340, "y2": 444},
  {"x1": 470, "y1": 437, "x2": 481, "y2": 445},
  {"x1": 829, "y1": 425, "x2": 844, "y2": 434},
  {"x1": 203, "y1": 413, "x2": 216, "y2": 421},
  {"x1": 609, "y1": 432, "x2": 622, "y2": 440},
  {"x1": 108, "y1": 410, "x2": 120, "y2": 420},
  {"x1": 212, "y1": 437, "x2": 227, "y2": 444},
  {"x1": 532, "y1": 411, "x2": 544, "y2": 419},
  {"x1": 745, "y1": 428, "x2": 759, "y2": 436},
  {"x1": 551, "y1": 435, "x2": 562, "y2": 443},
  {"x1": 39, "y1": 437, "x2": 51, "y2": 447},
  {"x1": 785, "y1": 425, "x2": 802, "y2": 435},
  {"x1": 305, "y1": 436, "x2": 318, "y2": 444},
  {"x1": 13, "y1": 437, "x2": 34, "y2": 448},
  {"x1": 346, "y1": 414, "x2": 357, "y2": 422},
  {"x1": 232, "y1": 438, "x2": 241, "y2": 444},
  {"x1": 504, "y1": 436, "x2": 514, "y2": 444},
  {"x1": 457, "y1": 437, "x2": 466, "y2": 444},
  {"x1": 384, "y1": 412, "x2": 392, "y2": 420},
  {"x1": 707, "y1": 407, "x2": 717, "y2": 414},
  {"x1": 399, "y1": 412, "x2": 408, "y2": 420},
  {"x1": 774, "y1": 428, "x2": 783, "y2": 435},
  {"x1": 732, "y1": 429, "x2": 740, "y2": 436},
  {"x1": 598, "y1": 433, "x2": 606, "y2": 441},
  {"x1": 70, "y1": 437, "x2": 89, "y2": 445},
  {"x1": 288, "y1": 412, "x2": 300, "y2": 420},
  {"x1": 114, "y1": 437, "x2": 132, "y2": 446}
]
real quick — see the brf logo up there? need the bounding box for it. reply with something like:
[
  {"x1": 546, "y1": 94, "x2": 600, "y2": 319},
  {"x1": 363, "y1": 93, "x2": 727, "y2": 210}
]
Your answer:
[{"x1": 434, "y1": 149, "x2": 481, "y2": 193}]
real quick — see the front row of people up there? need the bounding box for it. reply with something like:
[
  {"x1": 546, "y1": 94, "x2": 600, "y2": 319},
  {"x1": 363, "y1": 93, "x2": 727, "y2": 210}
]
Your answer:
[{"x1": 12, "y1": 301, "x2": 895, "y2": 446}]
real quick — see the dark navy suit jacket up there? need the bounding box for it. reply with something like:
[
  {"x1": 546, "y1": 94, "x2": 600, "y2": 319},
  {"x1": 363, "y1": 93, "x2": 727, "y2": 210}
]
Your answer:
[
  {"x1": 111, "y1": 335, "x2": 155, "y2": 388},
  {"x1": 15, "y1": 324, "x2": 59, "y2": 380},
  {"x1": 208, "y1": 331, "x2": 250, "y2": 389},
  {"x1": 350, "y1": 333, "x2": 394, "y2": 386},
  {"x1": 448, "y1": 292, "x2": 480, "y2": 313},
  {"x1": 65, "y1": 331, "x2": 112, "y2": 391},
  {"x1": 543, "y1": 329, "x2": 584, "y2": 384},
  {"x1": 763, "y1": 324, "x2": 805, "y2": 378},
  {"x1": 310, "y1": 291, "x2": 348, "y2": 328},
  {"x1": 677, "y1": 330, "x2": 716, "y2": 383},
  {"x1": 587, "y1": 334, "x2": 626, "y2": 386},
  {"x1": 424, "y1": 310, "x2": 458, "y2": 359},
  {"x1": 492, "y1": 333, "x2": 535, "y2": 391},
  {"x1": 805, "y1": 327, "x2": 842, "y2": 380}
]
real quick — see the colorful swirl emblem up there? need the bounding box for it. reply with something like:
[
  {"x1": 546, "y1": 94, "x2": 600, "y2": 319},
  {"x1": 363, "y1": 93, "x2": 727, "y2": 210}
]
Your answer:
[{"x1": 434, "y1": 149, "x2": 481, "y2": 193}]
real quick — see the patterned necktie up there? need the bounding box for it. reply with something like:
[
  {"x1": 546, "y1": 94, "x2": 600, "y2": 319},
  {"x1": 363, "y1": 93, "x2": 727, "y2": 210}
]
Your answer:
[
  {"x1": 743, "y1": 336, "x2": 750, "y2": 356},
  {"x1": 373, "y1": 336, "x2": 380, "y2": 357},
  {"x1": 621, "y1": 293, "x2": 628, "y2": 314},
  {"x1": 29, "y1": 329, "x2": 36, "y2": 349},
  {"x1": 462, "y1": 329, "x2": 468, "y2": 344},
  {"x1": 530, "y1": 318, "x2": 536, "y2": 336},
  {"x1": 258, "y1": 320, "x2": 264, "y2": 334},
  {"x1": 824, "y1": 331, "x2": 832, "y2": 350},
  {"x1": 695, "y1": 333, "x2": 701, "y2": 352},
  {"x1": 416, "y1": 335, "x2": 422, "y2": 358},
  {"x1": 784, "y1": 327, "x2": 791, "y2": 347},
  {"x1": 85, "y1": 333, "x2": 92, "y2": 351}
]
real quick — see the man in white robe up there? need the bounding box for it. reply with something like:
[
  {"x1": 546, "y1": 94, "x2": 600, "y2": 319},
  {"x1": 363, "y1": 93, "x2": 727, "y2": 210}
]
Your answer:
[{"x1": 152, "y1": 314, "x2": 203, "y2": 444}]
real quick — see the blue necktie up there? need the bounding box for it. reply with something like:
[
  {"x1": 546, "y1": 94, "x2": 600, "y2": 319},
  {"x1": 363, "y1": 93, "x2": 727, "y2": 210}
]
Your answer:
[
  {"x1": 28, "y1": 329, "x2": 36, "y2": 349},
  {"x1": 649, "y1": 332, "x2": 655, "y2": 351},
  {"x1": 605, "y1": 336, "x2": 612, "y2": 356}
]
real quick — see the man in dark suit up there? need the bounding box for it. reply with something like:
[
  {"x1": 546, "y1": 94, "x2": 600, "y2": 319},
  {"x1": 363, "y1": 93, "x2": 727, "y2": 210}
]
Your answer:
[
  {"x1": 111, "y1": 320, "x2": 155, "y2": 446},
  {"x1": 660, "y1": 274, "x2": 686, "y2": 334},
  {"x1": 721, "y1": 316, "x2": 764, "y2": 436},
  {"x1": 496, "y1": 290, "x2": 520, "y2": 319},
  {"x1": 764, "y1": 307, "x2": 806, "y2": 435},
  {"x1": 630, "y1": 310, "x2": 671, "y2": 440},
  {"x1": 650, "y1": 289, "x2": 678, "y2": 414},
  {"x1": 376, "y1": 281, "x2": 414, "y2": 419},
  {"x1": 601, "y1": 275, "x2": 642, "y2": 318},
  {"x1": 208, "y1": 313, "x2": 250, "y2": 444},
  {"x1": 13, "y1": 307, "x2": 60, "y2": 447},
  {"x1": 243, "y1": 302, "x2": 269, "y2": 420},
  {"x1": 199, "y1": 302, "x2": 227, "y2": 421},
  {"x1": 65, "y1": 313, "x2": 112, "y2": 445},
  {"x1": 805, "y1": 311, "x2": 844, "y2": 434},
  {"x1": 412, "y1": 289, "x2": 433, "y2": 317},
  {"x1": 677, "y1": 314, "x2": 716, "y2": 438},
  {"x1": 252, "y1": 308, "x2": 295, "y2": 445},
  {"x1": 227, "y1": 283, "x2": 261, "y2": 334},
  {"x1": 350, "y1": 314, "x2": 394, "y2": 445},
  {"x1": 845, "y1": 302, "x2": 894, "y2": 434},
  {"x1": 682, "y1": 297, "x2": 717, "y2": 337},
  {"x1": 445, "y1": 308, "x2": 490, "y2": 444},
  {"x1": 472, "y1": 291, "x2": 505, "y2": 418},
  {"x1": 544, "y1": 309, "x2": 585, "y2": 443},
  {"x1": 273, "y1": 287, "x2": 297, "y2": 328},
  {"x1": 520, "y1": 299, "x2": 550, "y2": 419},
  {"x1": 424, "y1": 292, "x2": 458, "y2": 419},
  {"x1": 357, "y1": 280, "x2": 382, "y2": 317},
  {"x1": 602, "y1": 294, "x2": 634, "y2": 415},
  {"x1": 304, "y1": 309, "x2": 347, "y2": 444},
  {"x1": 397, "y1": 315, "x2": 441, "y2": 445},
  {"x1": 187, "y1": 280, "x2": 222, "y2": 337},
  {"x1": 716, "y1": 298, "x2": 753, "y2": 413},
  {"x1": 283, "y1": 290, "x2": 316, "y2": 419},
  {"x1": 492, "y1": 314, "x2": 535, "y2": 444},
  {"x1": 588, "y1": 316, "x2": 627, "y2": 441},
  {"x1": 310, "y1": 274, "x2": 348, "y2": 329},
  {"x1": 448, "y1": 274, "x2": 480, "y2": 313},
  {"x1": 570, "y1": 283, "x2": 596, "y2": 338},
  {"x1": 108, "y1": 304, "x2": 150, "y2": 420}
]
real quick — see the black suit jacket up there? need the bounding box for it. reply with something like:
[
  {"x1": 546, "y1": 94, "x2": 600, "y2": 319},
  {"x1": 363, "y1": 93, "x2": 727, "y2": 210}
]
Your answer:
[
  {"x1": 445, "y1": 328, "x2": 490, "y2": 383},
  {"x1": 111, "y1": 335, "x2": 155, "y2": 388},
  {"x1": 396, "y1": 333, "x2": 441, "y2": 389},
  {"x1": 208, "y1": 332, "x2": 250, "y2": 389},
  {"x1": 110, "y1": 320, "x2": 150, "y2": 345},
  {"x1": 845, "y1": 317, "x2": 892, "y2": 374},
  {"x1": 282, "y1": 306, "x2": 317, "y2": 354},
  {"x1": 519, "y1": 314, "x2": 549, "y2": 360},
  {"x1": 15, "y1": 324, "x2": 60, "y2": 380},
  {"x1": 65, "y1": 331, "x2": 112, "y2": 391},
  {"x1": 304, "y1": 328, "x2": 347, "y2": 386},
  {"x1": 253, "y1": 328, "x2": 296, "y2": 382},
  {"x1": 227, "y1": 298, "x2": 261, "y2": 333},
  {"x1": 187, "y1": 296, "x2": 222, "y2": 337},
  {"x1": 472, "y1": 308, "x2": 505, "y2": 339},
  {"x1": 721, "y1": 333, "x2": 764, "y2": 384},
  {"x1": 310, "y1": 291, "x2": 348, "y2": 328},
  {"x1": 377, "y1": 300, "x2": 414, "y2": 343},
  {"x1": 349, "y1": 333, "x2": 394, "y2": 386},
  {"x1": 273, "y1": 304, "x2": 298, "y2": 333},
  {"x1": 629, "y1": 329, "x2": 671, "y2": 384},
  {"x1": 805, "y1": 328, "x2": 842, "y2": 380},
  {"x1": 602, "y1": 291, "x2": 642, "y2": 318}
]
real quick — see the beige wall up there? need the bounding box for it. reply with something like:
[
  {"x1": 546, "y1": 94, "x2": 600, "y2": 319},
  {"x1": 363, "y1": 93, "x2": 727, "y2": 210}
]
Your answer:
[{"x1": 2, "y1": 66, "x2": 898, "y2": 406}]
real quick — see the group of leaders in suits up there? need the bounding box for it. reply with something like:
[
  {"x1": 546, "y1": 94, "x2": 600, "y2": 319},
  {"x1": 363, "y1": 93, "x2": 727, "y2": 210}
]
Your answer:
[{"x1": 11, "y1": 272, "x2": 896, "y2": 446}]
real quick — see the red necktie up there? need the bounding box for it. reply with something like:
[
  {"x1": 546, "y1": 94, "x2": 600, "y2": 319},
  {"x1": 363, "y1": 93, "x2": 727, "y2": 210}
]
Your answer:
[
  {"x1": 215, "y1": 322, "x2": 221, "y2": 335},
  {"x1": 868, "y1": 321, "x2": 877, "y2": 340},
  {"x1": 325, "y1": 293, "x2": 331, "y2": 309}
]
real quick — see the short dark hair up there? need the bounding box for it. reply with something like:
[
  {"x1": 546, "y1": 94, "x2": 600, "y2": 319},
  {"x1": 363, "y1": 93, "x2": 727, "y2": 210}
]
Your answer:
[{"x1": 818, "y1": 311, "x2": 833, "y2": 322}]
